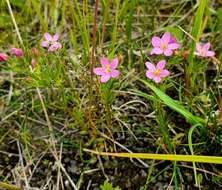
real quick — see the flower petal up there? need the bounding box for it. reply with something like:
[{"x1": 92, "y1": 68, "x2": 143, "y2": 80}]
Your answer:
[
  {"x1": 10, "y1": 48, "x2": 23, "y2": 57},
  {"x1": 162, "y1": 32, "x2": 170, "y2": 44},
  {"x1": 194, "y1": 52, "x2": 201, "y2": 56},
  {"x1": 146, "y1": 70, "x2": 154, "y2": 79},
  {"x1": 54, "y1": 42, "x2": 62, "y2": 49},
  {"x1": 53, "y1": 33, "x2": 59, "y2": 41},
  {"x1": 169, "y1": 36, "x2": 176, "y2": 43},
  {"x1": 111, "y1": 70, "x2": 120, "y2": 78},
  {"x1": 203, "y1": 42, "x2": 210, "y2": 51},
  {"x1": 206, "y1": 51, "x2": 215, "y2": 57},
  {"x1": 153, "y1": 76, "x2": 162, "y2": 83},
  {"x1": 100, "y1": 74, "x2": 111, "y2": 83},
  {"x1": 156, "y1": 60, "x2": 166, "y2": 69},
  {"x1": 163, "y1": 49, "x2": 173, "y2": 56},
  {"x1": 44, "y1": 33, "x2": 52, "y2": 41},
  {"x1": 48, "y1": 46, "x2": 56, "y2": 52},
  {"x1": 160, "y1": 69, "x2": 170, "y2": 77},
  {"x1": 0, "y1": 53, "x2": 8, "y2": 62},
  {"x1": 100, "y1": 57, "x2": 109, "y2": 67},
  {"x1": 93, "y1": 67, "x2": 105, "y2": 75},
  {"x1": 151, "y1": 36, "x2": 161, "y2": 47},
  {"x1": 151, "y1": 47, "x2": 163, "y2": 55},
  {"x1": 31, "y1": 59, "x2": 37, "y2": 67},
  {"x1": 145, "y1": 62, "x2": 156, "y2": 71},
  {"x1": 41, "y1": 41, "x2": 49, "y2": 47},
  {"x1": 196, "y1": 43, "x2": 202, "y2": 52},
  {"x1": 48, "y1": 42, "x2": 62, "y2": 52},
  {"x1": 168, "y1": 43, "x2": 180, "y2": 50},
  {"x1": 110, "y1": 57, "x2": 118, "y2": 69}
]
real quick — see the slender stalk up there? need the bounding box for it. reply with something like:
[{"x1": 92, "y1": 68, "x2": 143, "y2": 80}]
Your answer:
[
  {"x1": 36, "y1": 86, "x2": 53, "y2": 132},
  {"x1": 156, "y1": 104, "x2": 173, "y2": 152},
  {"x1": 156, "y1": 103, "x2": 179, "y2": 188},
  {"x1": 91, "y1": 0, "x2": 99, "y2": 78},
  {"x1": 188, "y1": 124, "x2": 205, "y2": 187},
  {"x1": 100, "y1": 0, "x2": 109, "y2": 47},
  {"x1": 186, "y1": 0, "x2": 207, "y2": 91},
  {"x1": 112, "y1": 0, "x2": 119, "y2": 49},
  {"x1": 84, "y1": 149, "x2": 222, "y2": 164},
  {"x1": 30, "y1": 0, "x2": 48, "y2": 31},
  {"x1": 89, "y1": 0, "x2": 99, "y2": 112},
  {"x1": 155, "y1": 85, "x2": 178, "y2": 188},
  {"x1": 5, "y1": 0, "x2": 24, "y2": 47},
  {"x1": 144, "y1": 146, "x2": 160, "y2": 190}
]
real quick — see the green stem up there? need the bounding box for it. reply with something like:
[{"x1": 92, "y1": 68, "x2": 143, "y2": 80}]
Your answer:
[
  {"x1": 84, "y1": 148, "x2": 222, "y2": 164},
  {"x1": 100, "y1": 0, "x2": 109, "y2": 47},
  {"x1": 144, "y1": 146, "x2": 160, "y2": 190},
  {"x1": 187, "y1": 0, "x2": 207, "y2": 90},
  {"x1": 188, "y1": 124, "x2": 204, "y2": 187},
  {"x1": 105, "y1": 101, "x2": 112, "y2": 127},
  {"x1": 112, "y1": 0, "x2": 120, "y2": 49},
  {"x1": 5, "y1": 0, "x2": 24, "y2": 47},
  {"x1": 90, "y1": 0, "x2": 99, "y2": 106},
  {"x1": 102, "y1": 82, "x2": 114, "y2": 127},
  {"x1": 156, "y1": 99, "x2": 173, "y2": 152},
  {"x1": 155, "y1": 85, "x2": 179, "y2": 189}
]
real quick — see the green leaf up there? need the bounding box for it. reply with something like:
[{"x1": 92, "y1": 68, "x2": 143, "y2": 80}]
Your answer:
[
  {"x1": 0, "y1": 13, "x2": 11, "y2": 29},
  {"x1": 140, "y1": 79, "x2": 205, "y2": 125},
  {"x1": 130, "y1": 89, "x2": 157, "y2": 102},
  {"x1": 11, "y1": 0, "x2": 26, "y2": 8},
  {"x1": 188, "y1": 0, "x2": 208, "y2": 68},
  {"x1": 100, "y1": 180, "x2": 121, "y2": 190},
  {"x1": 84, "y1": 148, "x2": 222, "y2": 165},
  {"x1": 216, "y1": 8, "x2": 222, "y2": 40},
  {"x1": 217, "y1": 8, "x2": 222, "y2": 28},
  {"x1": 166, "y1": 26, "x2": 183, "y2": 41}
]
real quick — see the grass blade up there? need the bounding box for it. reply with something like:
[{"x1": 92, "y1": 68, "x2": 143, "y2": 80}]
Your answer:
[
  {"x1": 30, "y1": 0, "x2": 48, "y2": 31},
  {"x1": 84, "y1": 149, "x2": 222, "y2": 164},
  {"x1": 187, "y1": 0, "x2": 208, "y2": 87},
  {"x1": 140, "y1": 79, "x2": 205, "y2": 125}
]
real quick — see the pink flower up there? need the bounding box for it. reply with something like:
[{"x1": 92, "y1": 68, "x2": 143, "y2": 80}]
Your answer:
[
  {"x1": 0, "y1": 53, "x2": 8, "y2": 62},
  {"x1": 41, "y1": 33, "x2": 62, "y2": 52},
  {"x1": 10, "y1": 48, "x2": 23, "y2": 57},
  {"x1": 31, "y1": 48, "x2": 39, "y2": 56},
  {"x1": 169, "y1": 36, "x2": 176, "y2": 43},
  {"x1": 93, "y1": 57, "x2": 120, "y2": 83},
  {"x1": 145, "y1": 60, "x2": 170, "y2": 83},
  {"x1": 195, "y1": 42, "x2": 215, "y2": 57},
  {"x1": 151, "y1": 32, "x2": 180, "y2": 56},
  {"x1": 31, "y1": 59, "x2": 37, "y2": 67}
]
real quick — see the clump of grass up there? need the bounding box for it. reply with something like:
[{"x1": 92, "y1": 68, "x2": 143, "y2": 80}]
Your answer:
[{"x1": 0, "y1": 0, "x2": 222, "y2": 189}]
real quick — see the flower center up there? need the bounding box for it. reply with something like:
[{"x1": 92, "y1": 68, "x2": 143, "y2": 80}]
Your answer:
[
  {"x1": 153, "y1": 69, "x2": 160, "y2": 76},
  {"x1": 200, "y1": 48, "x2": 206, "y2": 56},
  {"x1": 161, "y1": 43, "x2": 168, "y2": 50},
  {"x1": 104, "y1": 64, "x2": 112, "y2": 73}
]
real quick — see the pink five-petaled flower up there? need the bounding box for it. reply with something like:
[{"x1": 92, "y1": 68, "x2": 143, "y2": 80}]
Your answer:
[
  {"x1": 10, "y1": 48, "x2": 23, "y2": 57},
  {"x1": 41, "y1": 33, "x2": 62, "y2": 52},
  {"x1": 0, "y1": 53, "x2": 8, "y2": 62},
  {"x1": 151, "y1": 32, "x2": 180, "y2": 56},
  {"x1": 145, "y1": 60, "x2": 170, "y2": 83},
  {"x1": 195, "y1": 42, "x2": 215, "y2": 57},
  {"x1": 93, "y1": 57, "x2": 120, "y2": 83}
]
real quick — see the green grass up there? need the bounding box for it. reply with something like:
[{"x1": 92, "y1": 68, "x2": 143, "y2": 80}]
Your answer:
[{"x1": 0, "y1": 0, "x2": 222, "y2": 189}]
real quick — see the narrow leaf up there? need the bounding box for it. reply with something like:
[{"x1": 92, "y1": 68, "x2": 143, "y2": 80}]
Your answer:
[
  {"x1": 140, "y1": 79, "x2": 205, "y2": 125},
  {"x1": 84, "y1": 149, "x2": 222, "y2": 165}
]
